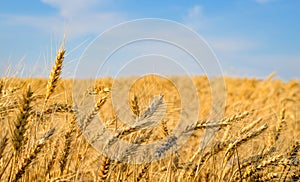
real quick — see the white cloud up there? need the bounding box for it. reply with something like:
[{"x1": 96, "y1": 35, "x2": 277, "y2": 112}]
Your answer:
[
  {"x1": 5, "y1": 0, "x2": 127, "y2": 38},
  {"x1": 182, "y1": 5, "x2": 208, "y2": 31},
  {"x1": 187, "y1": 5, "x2": 202, "y2": 18},
  {"x1": 41, "y1": 0, "x2": 103, "y2": 17}
]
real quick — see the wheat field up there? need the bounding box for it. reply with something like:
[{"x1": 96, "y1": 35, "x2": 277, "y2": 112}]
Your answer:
[{"x1": 0, "y1": 49, "x2": 299, "y2": 181}]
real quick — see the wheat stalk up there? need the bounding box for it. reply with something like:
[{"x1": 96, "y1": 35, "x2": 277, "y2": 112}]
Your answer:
[
  {"x1": 59, "y1": 116, "x2": 77, "y2": 175},
  {"x1": 12, "y1": 128, "x2": 55, "y2": 182},
  {"x1": 224, "y1": 123, "x2": 268, "y2": 165},
  {"x1": 45, "y1": 138, "x2": 60, "y2": 177},
  {"x1": 0, "y1": 134, "x2": 8, "y2": 160}
]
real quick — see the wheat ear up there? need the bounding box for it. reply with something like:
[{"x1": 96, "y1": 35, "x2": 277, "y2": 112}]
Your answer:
[
  {"x1": 224, "y1": 123, "x2": 268, "y2": 164},
  {"x1": 274, "y1": 108, "x2": 286, "y2": 142},
  {"x1": 80, "y1": 96, "x2": 106, "y2": 131},
  {"x1": 12, "y1": 85, "x2": 33, "y2": 154},
  {"x1": 136, "y1": 163, "x2": 150, "y2": 181},
  {"x1": 45, "y1": 49, "x2": 65, "y2": 101},
  {"x1": 241, "y1": 154, "x2": 284, "y2": 180},
  {"x1": 130, "y1": 95, "x2": 140, "y2": 117},
  {"x1": 239, "y1": 117, "x2": 262, "y2": 135},
  {"x1": 98, "y1": 156, "x2": 111, "y2": 181},
  {"x1": 161, "y1": 119, "x2": 169, "y2": 136},
  {"x1": 255, "y1": 172, "x2": 278, "y2": 181},
  {"x1": 107, "y1": 95, "x2": 165, "y2": 146}
]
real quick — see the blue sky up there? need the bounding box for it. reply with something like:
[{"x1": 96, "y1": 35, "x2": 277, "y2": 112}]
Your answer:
[{"x1": 0, "y1": 0, "x2": 299, "y2": 80}]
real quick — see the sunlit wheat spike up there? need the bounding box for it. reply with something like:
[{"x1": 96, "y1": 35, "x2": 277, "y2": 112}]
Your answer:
[
  {"x1": 139, "y1": 94, "x2": 165, "y2": 120},
  {"x1": 258, "y1": 172, "x2": 278, "y2": 181},
  {"x1": 98, "y1": 156, "x2": 111, "y2": 181},
  {"x1": 239, "y1": 117, "x2": 262, "y2": 135},
  {"x1": 224, "y1": 123, "x2": 268, "y2": 164},
  {"x1": 80, "y1": 96, "x2": 107, "y2": 130},
  {"x1": 106, "y1": 94, "x2": 165, "y2": 146},
  {"x1": 130, "y1": 94, "x2": 140, "y2": 117},
  {"x1": 286, "y1": 140, "x2": 300, "y2": 159},
  {"x1": 136, "y1": 163, "x2": 150, "y2": 181},
  {"x1": 43, "y1": 103, "x2": 75, "y2": 114},
  {"x1": 230, "y1": 147, "x2": 276, "y2": 180},
  {"x1": 274, "y1": 108, "x2": 286, "y2": 142},
  {"x1": 221, "y1": 111, "x2": 250, "y2": 123},
  {"x1": 242, "y1": 154, "x2": 284, "y2": 180},
  {"x1": 154, "y1": 136, "x2": 177, "y2": 159},
  {"x1": 12, "y1": 84, "x2": 33, "y2": 154},
  {"x1": 45, "y1": 49, "x2": 65, "y2": 101},
  {"x1": 160, "y1": 119, "x2": 169, "y2": 137}
]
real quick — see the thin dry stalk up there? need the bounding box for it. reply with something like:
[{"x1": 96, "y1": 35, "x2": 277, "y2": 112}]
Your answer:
[
  {"x1": 0, "y1": 134, "x2": 8, "y2": 160},
  {"x1": 224, "y1": 123, "x2": 268, "y2": 164},
  {"x1": 59, "y1": 116, "x2": 77, "y2": 175},
  {"x1": 230, "y1": 147, "x2": 276, "y2": 178},
  {"x1": 187, "y1": 140, "x2": 230, "y2": 178},
  {"x1": 12, "y1": 128, "x2": 55, "y2": 182},
  {"x1": 45, "y1": 139, "x2": 60, "y2": 177}
]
